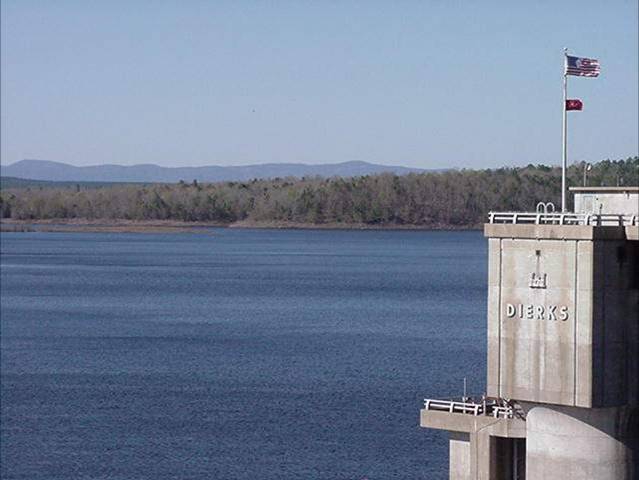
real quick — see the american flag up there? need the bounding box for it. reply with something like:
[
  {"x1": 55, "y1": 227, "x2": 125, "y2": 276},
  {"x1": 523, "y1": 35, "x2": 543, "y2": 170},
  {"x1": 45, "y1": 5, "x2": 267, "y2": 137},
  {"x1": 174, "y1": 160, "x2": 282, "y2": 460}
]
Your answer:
[{"x1": 565, "y1": 55, "x2": 600, "y2": 77}]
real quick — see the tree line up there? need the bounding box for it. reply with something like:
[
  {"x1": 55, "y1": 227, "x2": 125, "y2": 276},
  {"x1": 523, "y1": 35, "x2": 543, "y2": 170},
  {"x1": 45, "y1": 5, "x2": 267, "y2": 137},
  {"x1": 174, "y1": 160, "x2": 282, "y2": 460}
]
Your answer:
[{"x1": 1, "y1": 157, "x2": 637, "y2": 227}]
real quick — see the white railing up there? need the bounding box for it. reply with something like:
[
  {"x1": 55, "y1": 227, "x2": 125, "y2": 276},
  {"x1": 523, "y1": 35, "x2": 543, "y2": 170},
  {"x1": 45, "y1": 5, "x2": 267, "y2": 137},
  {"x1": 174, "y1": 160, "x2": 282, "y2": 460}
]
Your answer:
[
  {"x1": 491, "y1": 405, "x2": 514, "y2": 419},
  {"x1": 423, "y1": 399, "x2": 484, "y2": 416},
  {"x1": 423, "y1": 397, "x2": 518, "y2": 419},
  {"x1": 488, "y1": 212, "x2": 638, "y2": 227}
]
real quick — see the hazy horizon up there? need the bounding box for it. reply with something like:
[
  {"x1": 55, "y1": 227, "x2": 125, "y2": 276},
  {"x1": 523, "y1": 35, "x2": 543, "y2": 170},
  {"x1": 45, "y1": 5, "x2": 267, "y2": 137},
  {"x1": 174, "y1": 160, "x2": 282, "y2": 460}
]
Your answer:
[
  {"x1": 2, "y1": 2, "x2": 637, "y2": 170},
  {"x1": 3, "y1": 154, "x2": 638, "y2": 172},
  {"x1": 4, "y1": 158, "x2": 422, "y2": 168}
]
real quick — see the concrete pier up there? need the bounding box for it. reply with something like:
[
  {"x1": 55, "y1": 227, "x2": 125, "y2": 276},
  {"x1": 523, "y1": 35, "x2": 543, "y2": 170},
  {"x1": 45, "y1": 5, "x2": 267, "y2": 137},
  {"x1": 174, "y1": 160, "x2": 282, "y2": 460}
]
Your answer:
[
  {"x1": 526, "y1": 405, "x2": 637, "y2": 479},
  {"x1": 421, "y1": 187, "x2": 639, "y2": 479}
]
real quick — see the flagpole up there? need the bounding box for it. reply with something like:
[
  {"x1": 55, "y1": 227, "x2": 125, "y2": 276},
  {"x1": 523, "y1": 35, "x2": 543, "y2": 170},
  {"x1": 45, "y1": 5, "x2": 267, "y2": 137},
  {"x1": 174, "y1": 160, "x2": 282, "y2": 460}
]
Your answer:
[{"x1": 562, "y1": 48, "x2": 568, "y2": 212}]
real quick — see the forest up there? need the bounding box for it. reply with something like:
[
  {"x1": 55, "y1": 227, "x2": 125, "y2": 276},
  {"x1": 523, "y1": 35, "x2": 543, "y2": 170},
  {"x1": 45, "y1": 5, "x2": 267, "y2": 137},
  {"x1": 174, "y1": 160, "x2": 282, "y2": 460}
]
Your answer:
[{"x1": 1, "y1": 157, "x2": 637, "y2": 228}]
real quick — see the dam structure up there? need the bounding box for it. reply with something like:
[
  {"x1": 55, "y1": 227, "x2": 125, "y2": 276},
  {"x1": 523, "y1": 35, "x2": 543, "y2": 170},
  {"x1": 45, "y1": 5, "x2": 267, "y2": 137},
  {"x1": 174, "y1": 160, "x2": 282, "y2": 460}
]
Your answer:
[{"x1": 421, "y1": 186, "x2": 639, "y2": 479}]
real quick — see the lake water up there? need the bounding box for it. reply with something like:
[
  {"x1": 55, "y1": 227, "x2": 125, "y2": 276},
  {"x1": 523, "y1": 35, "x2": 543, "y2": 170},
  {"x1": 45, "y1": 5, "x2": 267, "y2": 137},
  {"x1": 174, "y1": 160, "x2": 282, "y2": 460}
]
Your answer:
[{"x1": 1, "y1": 229, "x2": 487, "y2": 480}]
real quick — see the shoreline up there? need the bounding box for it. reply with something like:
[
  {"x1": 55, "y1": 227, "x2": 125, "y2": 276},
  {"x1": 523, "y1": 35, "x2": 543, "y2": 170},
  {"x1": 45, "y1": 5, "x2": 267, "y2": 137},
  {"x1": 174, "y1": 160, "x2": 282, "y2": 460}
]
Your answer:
[{"x1": 0, "y1": 218, "x2": 482, "y2": 233}]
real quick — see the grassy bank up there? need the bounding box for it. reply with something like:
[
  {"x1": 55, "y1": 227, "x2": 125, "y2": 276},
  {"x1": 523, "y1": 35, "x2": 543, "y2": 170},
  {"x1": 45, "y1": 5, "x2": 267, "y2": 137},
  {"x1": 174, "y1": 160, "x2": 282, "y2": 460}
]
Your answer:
[
  {"x1": 1, "y1": 218, "x2": 482, "y2": 233},
  {"x1": 0, "y1": 219, "x2": 220, "y2": 234}
]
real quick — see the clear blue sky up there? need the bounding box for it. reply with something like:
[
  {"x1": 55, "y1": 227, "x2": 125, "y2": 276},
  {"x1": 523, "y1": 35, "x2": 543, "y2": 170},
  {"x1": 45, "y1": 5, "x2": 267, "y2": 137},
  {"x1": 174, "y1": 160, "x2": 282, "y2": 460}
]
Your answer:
[{"x1": 1, "y1": 1, "x2": 637, "y2": 169}]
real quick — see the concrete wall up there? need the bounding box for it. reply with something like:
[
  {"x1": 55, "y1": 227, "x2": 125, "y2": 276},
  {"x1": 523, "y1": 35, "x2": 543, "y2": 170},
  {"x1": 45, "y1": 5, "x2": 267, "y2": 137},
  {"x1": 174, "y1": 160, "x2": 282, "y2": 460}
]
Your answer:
[
  {"x1": 420, "y1": 409, "x2": 526, "y2": 438},
  {"x1": 449, "y1": 432, "x2": 471, "y2": 480},
  {"x1": 495, "y1": 237, "x2": 578, "y2": 405},
  {"x1": 592, "y1": 240, "x2": 639, "y2": 407},
  {"x1": 526, "y1": 405, "x2": 638, "y2": 480},
  {"x1": 485, "y1": 224, "x2": 639, "y2": 408},
  {"x1": 574, "y1": 191, "x2": 639, "y2": 215}
]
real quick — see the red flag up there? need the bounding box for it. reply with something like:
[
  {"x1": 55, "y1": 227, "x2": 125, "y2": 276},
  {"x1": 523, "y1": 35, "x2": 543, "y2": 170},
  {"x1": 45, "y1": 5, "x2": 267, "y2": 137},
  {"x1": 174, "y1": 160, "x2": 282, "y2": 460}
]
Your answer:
[{"x1": 566, "y1": 99, "x2": 583, "y2": 111}]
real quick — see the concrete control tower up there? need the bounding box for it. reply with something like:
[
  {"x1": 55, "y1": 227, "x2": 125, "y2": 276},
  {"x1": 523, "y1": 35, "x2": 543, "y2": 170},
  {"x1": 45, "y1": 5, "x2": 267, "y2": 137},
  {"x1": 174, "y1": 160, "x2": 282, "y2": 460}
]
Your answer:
[{"x1": 421, "y1": 186, "x2": 639, "y2": 479}]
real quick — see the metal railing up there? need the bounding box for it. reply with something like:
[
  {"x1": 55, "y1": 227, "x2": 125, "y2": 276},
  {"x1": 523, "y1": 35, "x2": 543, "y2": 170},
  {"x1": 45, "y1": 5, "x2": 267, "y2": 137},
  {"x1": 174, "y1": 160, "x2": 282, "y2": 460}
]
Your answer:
[
  {"x1": 491, "y1": 405, "x2": 515, "y2": 419},
  {"x1": 423, "y1": 397, "x2": 521, "y2": 419},
  {"x1": 423, "y1": 398, "x2": 485, "y2": 416},
  {"x1": 488, "y1": 211, "x2": 638, "y2": 227}
]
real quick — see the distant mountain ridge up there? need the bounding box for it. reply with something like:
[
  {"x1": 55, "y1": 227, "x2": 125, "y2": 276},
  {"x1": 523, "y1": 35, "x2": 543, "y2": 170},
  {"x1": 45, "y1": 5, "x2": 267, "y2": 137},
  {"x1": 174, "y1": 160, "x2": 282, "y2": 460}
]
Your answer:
[{"x1": 1, "y1": 159, "x2": 429, "y2": 183}]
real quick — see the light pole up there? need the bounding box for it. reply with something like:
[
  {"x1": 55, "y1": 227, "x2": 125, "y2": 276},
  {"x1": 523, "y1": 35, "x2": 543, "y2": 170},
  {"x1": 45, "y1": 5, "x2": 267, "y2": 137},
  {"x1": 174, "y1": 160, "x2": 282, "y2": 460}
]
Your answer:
[{"x1": 583, "y1": 162, "x2": 592, "y2": 187}]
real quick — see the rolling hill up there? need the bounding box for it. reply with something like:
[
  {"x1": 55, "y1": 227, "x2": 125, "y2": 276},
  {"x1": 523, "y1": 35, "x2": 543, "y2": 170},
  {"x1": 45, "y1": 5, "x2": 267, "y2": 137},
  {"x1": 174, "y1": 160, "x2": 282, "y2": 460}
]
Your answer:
[{"x1": 1, "y1": 159, "x2": 428, "y2": 184}]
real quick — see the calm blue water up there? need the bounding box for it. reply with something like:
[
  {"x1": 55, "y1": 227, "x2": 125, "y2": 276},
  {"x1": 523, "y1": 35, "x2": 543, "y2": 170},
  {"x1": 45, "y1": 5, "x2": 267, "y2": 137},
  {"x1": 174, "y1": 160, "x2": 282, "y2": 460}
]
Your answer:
[{"x1": 1, "y1": 229, "x2": 487, "y2": 480}]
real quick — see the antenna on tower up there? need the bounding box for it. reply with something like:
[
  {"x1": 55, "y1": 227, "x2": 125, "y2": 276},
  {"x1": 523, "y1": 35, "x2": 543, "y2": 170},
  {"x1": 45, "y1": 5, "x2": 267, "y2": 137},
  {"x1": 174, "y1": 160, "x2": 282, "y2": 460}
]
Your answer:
[{"x1": 463, "y1": 377, "x2": 467, "y2": 402}]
